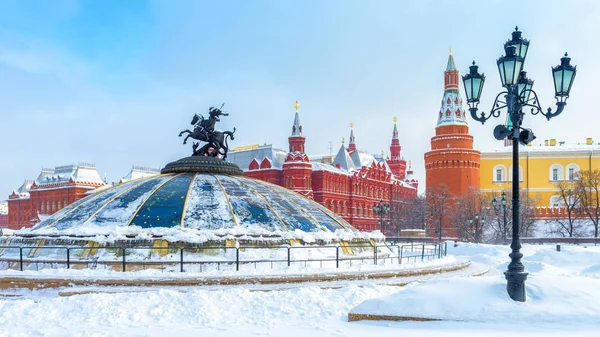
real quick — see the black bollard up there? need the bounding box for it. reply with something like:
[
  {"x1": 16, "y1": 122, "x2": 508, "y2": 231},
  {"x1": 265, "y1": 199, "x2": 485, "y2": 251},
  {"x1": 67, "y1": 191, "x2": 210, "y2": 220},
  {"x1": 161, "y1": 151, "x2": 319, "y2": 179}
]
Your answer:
[{"x1": 556, "y1": 244, "x2": 561, "y2": 252}]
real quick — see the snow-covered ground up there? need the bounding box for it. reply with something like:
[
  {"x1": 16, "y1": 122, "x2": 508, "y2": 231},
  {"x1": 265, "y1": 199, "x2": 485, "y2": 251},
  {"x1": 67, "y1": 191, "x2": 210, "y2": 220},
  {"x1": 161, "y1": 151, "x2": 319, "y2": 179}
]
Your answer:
[{"x1": 1, "y1": 243, "x2": 599, "y2": 336}]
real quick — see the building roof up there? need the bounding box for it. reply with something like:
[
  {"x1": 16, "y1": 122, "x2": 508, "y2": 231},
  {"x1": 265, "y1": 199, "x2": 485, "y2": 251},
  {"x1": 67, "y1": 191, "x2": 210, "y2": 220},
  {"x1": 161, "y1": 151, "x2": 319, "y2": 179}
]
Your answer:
[
  {"x1": 437, "y1": 53, "x2": 468, "y2": 128},
  {"x1": 121, "y1": 165, "x2": 161, "y2": 183},
  {"x1": 446, "y1": 50, "x2": 457, "y2": 71},
  {"x1": 11, "y1": 180, "x2": 33, "y2": 199},
  {"x1": 228, "y1": 144, "x2": 288, "y2": 171},
  {"x1": 332, "y1": 145, "x2": 357, "y2": 172},
  {"x1": 481, "y1": 142, "x2": 600, "y2": 157},
  {"x1": 34, "y1": 163, "x2": 104, "y2": 187},
  {"x1": 392, "y1": 122, "x2": 399, "y2": 140},
  {"x1": 291, "y1": 111, "x2": 302, "y2": 137},
  {"x1": 311, "y1": 162, "x2": 352, "y2": 176}
]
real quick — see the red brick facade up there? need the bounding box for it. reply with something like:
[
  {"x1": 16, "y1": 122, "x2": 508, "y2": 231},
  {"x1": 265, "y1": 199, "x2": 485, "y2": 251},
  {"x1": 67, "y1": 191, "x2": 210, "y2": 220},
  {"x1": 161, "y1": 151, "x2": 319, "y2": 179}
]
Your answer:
[
  {"x1": 424, "y1": 52, "x2": 481, "y2": 238},
  {"x1": 242, "y1": 106, "x2": 418, "y2": 233},
  {"x1": 7, "y1": 164, "x2": 105, "y2": 230}
]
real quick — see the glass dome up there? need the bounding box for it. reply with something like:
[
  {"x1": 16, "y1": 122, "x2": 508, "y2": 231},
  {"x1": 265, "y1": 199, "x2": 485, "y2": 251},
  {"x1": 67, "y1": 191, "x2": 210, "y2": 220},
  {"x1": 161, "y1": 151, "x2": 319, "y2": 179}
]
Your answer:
[{"x1": 31, "y1": 173, "x2": 356, "y2": 237}]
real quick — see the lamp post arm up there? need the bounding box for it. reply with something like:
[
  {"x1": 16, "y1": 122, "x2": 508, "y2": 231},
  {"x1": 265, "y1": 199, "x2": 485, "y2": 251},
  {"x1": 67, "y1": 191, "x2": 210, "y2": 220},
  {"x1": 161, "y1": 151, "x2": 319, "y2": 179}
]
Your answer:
[
  {"x1": 525, "y1": 89, "x2": 566, "y2": 121},
  {"x1": 469, "y1": 91, "x2": 507, "y2": 124}
]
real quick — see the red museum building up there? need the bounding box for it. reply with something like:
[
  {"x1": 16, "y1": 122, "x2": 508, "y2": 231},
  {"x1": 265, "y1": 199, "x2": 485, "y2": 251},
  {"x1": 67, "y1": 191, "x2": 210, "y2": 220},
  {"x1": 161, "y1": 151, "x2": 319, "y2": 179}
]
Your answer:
[{"x1": 229, "y1": 102, "x2": 419, "y2": 233}]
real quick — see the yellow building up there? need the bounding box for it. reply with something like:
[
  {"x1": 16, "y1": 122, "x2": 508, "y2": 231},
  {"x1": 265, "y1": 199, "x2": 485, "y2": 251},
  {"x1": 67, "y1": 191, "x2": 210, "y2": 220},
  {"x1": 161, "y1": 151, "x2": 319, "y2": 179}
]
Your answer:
[{"x1": 480, "y1": 138, "x2": 600, "y2": 208}]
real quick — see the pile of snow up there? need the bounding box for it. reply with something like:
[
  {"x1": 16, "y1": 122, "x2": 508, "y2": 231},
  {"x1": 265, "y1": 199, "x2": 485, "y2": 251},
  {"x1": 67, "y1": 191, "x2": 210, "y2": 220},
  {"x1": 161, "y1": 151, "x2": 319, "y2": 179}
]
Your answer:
[
  {"x1": 351, "y1": 243, "x2": 600, "y2": 323},
  {"x1": 351, "y1": 275, "x2": 600, "y2": 322}
]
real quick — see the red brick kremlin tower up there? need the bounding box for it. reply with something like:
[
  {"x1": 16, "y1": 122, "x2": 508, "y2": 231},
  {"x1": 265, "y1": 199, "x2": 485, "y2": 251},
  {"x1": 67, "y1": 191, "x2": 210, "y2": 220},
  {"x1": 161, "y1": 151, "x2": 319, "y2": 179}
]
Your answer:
[{"x1": 424, "y1": 50, "x2": 481, "y2": 237}]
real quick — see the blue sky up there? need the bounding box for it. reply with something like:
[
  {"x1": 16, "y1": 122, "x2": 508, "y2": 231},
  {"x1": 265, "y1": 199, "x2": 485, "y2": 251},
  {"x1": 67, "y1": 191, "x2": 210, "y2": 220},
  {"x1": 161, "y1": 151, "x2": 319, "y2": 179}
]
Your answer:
[{"x1": 1, "y1": 0, "x2": 599, "y2": 195}]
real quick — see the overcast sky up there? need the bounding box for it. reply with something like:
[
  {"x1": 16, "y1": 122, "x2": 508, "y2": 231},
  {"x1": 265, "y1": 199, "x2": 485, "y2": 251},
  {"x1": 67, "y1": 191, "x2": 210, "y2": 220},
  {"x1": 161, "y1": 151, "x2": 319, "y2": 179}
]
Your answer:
[{"x1": 0, "y1": 0, "x2": 598, "y2": 196}]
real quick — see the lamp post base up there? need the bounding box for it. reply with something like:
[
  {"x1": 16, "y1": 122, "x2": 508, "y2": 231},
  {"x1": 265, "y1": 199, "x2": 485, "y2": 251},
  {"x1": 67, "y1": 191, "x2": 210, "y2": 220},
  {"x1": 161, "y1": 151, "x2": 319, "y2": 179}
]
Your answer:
[{"x1": 504, "y1": 270, "x2": 528, "y2": 302}]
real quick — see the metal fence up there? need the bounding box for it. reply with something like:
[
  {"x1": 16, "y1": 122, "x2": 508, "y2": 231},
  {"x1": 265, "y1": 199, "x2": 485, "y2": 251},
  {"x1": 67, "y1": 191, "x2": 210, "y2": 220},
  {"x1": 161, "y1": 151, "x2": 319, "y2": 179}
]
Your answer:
[
  {"x1": 520, "y1": 237, "x2": 600, "y2": 245},
  {"x1": 0, "y1": 242, "x2": 447, "y2": 273}
]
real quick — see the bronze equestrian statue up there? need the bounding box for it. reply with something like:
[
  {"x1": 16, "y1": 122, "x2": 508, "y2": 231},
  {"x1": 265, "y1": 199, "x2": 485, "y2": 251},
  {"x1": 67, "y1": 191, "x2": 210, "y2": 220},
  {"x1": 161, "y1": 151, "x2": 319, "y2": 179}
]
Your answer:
[{"x1": 178, "y1": 104, "x2": 236, "y2": 160}]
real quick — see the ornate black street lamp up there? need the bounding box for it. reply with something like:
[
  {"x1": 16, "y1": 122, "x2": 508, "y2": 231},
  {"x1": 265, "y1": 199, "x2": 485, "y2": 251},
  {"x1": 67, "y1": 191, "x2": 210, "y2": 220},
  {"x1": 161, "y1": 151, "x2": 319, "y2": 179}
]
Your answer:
[
  {"x1": 373, "y1": 199, "x2": 390, "y2": 234},
  {"x1": 463, "y1": 27, "x2": 577, "y2": 302},
  {"x1": 492, "y1": 192, "x2": 509, "y2": 244}
]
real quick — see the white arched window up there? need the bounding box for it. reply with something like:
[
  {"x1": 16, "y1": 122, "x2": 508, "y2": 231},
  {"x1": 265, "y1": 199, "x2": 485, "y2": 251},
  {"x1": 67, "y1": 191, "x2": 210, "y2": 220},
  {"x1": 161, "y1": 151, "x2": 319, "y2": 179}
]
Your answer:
[
  {"x1": 508, "y1": 166, "x2": 524, "y2": 182},
  {"x1": 549, "y1": 164, "x2": 564, "y2": 182},
  {"x1": 492, "y1": 165, "x2": 507, "y2": 182},
  {"x1": 566, "y1": 163, "x2": 580, "y2": 181}
]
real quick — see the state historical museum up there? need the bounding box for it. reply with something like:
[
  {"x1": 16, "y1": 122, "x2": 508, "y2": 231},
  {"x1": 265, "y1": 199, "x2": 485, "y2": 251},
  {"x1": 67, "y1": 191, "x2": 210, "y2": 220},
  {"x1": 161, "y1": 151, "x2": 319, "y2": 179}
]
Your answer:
[{"x1": 229, "y1": 102, "x2": 419, "y2": 233}]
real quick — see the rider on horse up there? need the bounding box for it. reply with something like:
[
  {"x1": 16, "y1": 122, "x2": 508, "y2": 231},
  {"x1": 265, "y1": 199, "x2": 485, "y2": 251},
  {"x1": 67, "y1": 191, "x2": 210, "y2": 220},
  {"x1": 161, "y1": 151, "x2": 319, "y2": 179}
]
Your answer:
[{"x1": 179, "y1": 104, "x2": 235, "y2": 159}]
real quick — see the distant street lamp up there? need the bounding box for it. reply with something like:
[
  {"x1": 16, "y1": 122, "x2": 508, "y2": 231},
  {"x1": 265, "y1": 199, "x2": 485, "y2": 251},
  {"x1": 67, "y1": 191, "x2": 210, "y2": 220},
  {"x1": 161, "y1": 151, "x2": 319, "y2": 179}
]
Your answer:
[
  {"x1": 372, "y1": 199, "x2": 390, "y2": 234},
  {"x1": 468, "y1": 214, "x2": 484, "y2": 244},
  {"x1": 492, "y1": 192, "x2": 509, "y2": 244},
  {"x1": 464, "y1": 27, "x2": 577, "y2": 302}
]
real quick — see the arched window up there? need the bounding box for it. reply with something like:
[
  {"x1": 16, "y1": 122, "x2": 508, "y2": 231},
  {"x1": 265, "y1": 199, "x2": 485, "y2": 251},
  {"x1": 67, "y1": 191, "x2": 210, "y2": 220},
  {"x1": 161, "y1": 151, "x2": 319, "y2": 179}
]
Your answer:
[
  {"x1": 549, "y1": 164, "x2": 564, "y2": 182},
  {"x1": 566, "y1": 163, "x2": 580, "y2": 181},
  {"x1": 492, "y1": 165, "x2": 507, "y2": 182},
  {"x1": 508, "y1": 166, "x2": 523, "y2": 182},
  {"x1": 41, "y1": 203, "x2": 45, "y2": 213}
]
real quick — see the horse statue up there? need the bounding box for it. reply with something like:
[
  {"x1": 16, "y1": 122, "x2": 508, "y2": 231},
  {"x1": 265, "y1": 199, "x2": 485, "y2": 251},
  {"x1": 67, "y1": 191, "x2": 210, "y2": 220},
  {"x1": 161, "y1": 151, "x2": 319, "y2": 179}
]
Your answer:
[{"x1": 178, "y1": 104, "x2": 236, "y2": 160}]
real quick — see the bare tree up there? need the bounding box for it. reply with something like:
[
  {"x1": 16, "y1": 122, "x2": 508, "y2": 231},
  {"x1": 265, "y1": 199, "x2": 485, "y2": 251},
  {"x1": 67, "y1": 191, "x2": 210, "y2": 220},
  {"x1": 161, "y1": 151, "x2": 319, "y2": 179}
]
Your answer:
[
  {"x1": 425, "y1": 184, "x2": 454, "y2": 241},
  {"x1": 486, "y1": 189, "x2": 539, "y2": 242},
  {"x1": 576, "y1": 169, "x2": 600, "y2": 237},
  {"x1": 392, "y1": 195, "x2": 426, "y2": 233},
  {"x1": 451, "y1": 187, "x2": 490, "y2": 243},
  {"x1": 519, "y1": 192, "x2": 540, "y2": 238},
  {"x1": 547, "y1": 181, "x2": 585, "y2": 237}
]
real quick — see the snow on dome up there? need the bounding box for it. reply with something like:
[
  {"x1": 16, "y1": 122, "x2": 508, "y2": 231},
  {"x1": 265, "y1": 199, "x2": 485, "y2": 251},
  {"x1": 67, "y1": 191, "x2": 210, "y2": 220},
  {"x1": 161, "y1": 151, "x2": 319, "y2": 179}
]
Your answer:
[{"x1": 24, "y1": 173, "x2": 366, "y2": 243}]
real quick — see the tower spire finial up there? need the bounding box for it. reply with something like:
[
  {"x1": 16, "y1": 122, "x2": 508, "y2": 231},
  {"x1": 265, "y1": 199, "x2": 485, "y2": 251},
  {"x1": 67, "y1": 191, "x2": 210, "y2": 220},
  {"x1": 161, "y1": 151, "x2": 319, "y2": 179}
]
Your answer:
[
  {"x1": 393, "y1": 116, "x2": 398, "y2": 124},
  {"x1": 350, "y1": 122, "x2": 354, "y2": 129},
  {"x1": 449, "y1": 47, "x2": 452, "y2": 55},
  {"x1": 294, "y1": 100, "x2": 300, "y2": 113},
  {"x1": 342, "y1": 137, "x2": 345, "y2": 144}
]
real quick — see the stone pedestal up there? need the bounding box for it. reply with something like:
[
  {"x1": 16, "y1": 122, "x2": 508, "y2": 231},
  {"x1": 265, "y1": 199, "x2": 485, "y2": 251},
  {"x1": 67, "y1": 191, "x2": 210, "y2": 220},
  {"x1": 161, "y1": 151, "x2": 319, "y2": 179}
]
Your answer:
[{"x1": 161, "y1": 156, "x2": 243, "y2": 175}]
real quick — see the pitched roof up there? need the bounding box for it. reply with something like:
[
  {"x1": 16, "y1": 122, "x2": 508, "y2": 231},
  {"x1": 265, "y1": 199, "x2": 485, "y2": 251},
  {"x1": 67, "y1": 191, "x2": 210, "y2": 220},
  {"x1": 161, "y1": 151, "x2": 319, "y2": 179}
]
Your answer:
[
  {"x1": 291, "y1": 111, "x2": 302, "y2": 136},
  {"x1": 12, "y1": 180, "x2": 33, "y2": 198},
  {"x1": 332, "y1": 145, "x2": 357, "y2": 172},
  {"x1": 121, "y1": 166, "x2": 161, "y2": 183},
  {"x1": 35, "y1": 163, "x2": 104, "y2": 187},
  {"x1": 446, "y1": 53, "x2": 456, "y2": 71},
  {"x1": 229, "y1": 144, "x2": 288, "y2": 171}
]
